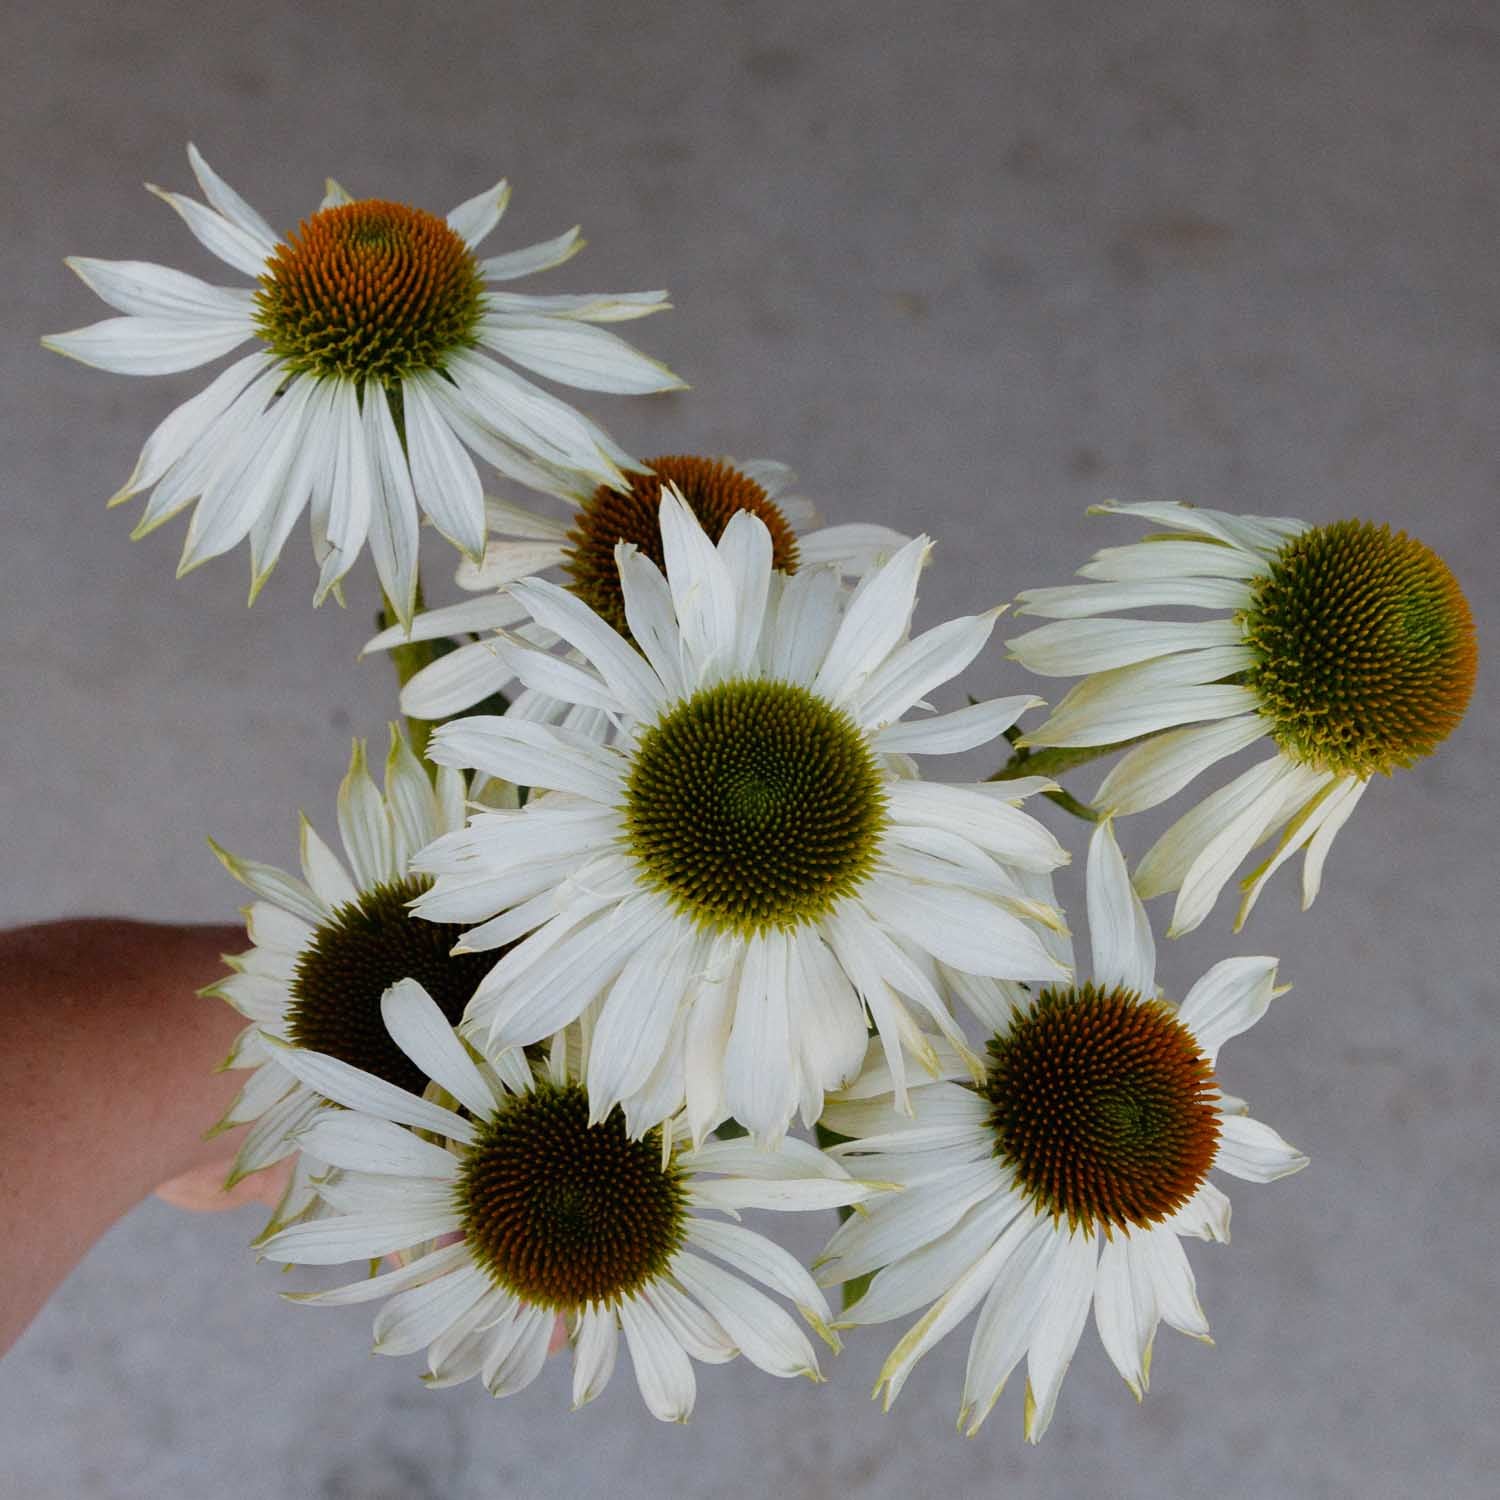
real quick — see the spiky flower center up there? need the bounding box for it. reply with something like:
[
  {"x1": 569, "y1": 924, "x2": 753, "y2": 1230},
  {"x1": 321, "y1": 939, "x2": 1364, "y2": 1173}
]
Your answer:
[
  {"x1": 288, "y1": 876, "x2": 494, "y2": 1096},
  {"x1": 254, "y1": 200, "x2": 484, "y2": 385},
  {"x1": 563, "y1": 455, "x2": 801, "y2": 636},
  {"x1": 984, "y1": 983, "x2": 1220, "y2": 1233},
  {"x1": 1242, "y1": 520, "x2": 1477, "y2": 777},
  {"x1": 458, "y1": 1082, "x2": 685, "y2": 1309},
  {"x1": 624, "y1": 679, "x2": 887, "y2": 934}
]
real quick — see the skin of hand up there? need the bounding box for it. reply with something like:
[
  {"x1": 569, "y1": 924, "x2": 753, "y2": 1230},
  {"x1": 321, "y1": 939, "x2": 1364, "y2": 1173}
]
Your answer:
[{"x1": 0, "y1": 918, "x2": 567, "y2": 1360}]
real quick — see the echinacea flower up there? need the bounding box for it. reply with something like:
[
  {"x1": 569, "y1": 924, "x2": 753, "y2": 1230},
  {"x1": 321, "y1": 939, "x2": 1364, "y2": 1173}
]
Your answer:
[
  {"x1": 816, "y1": 820, "x2": 1308, "y2": 1441},
  {"x1": 363, "y1": 453, "x2": 909, "y2": 731},
  {"x1": 260, "y1": 979, "x2": 885, "y2": 1421},
  {"x1": 413, "y1": 491, "x2": 1071, "y2": 1143},
  {"x1": 1007, "y1": 502, "x2": 1477, "y2": 933},
  {"x1": 203, "y1": 728, "x2": 480, "y2": 1234},
  {"x1": 43, "y1": 145, "x2": 681, "y2": 617}
]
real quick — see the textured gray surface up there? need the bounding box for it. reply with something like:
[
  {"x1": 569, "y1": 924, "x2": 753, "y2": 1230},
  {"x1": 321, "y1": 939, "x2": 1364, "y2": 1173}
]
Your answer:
[{"x1": 3, "y1": 1, "x2": 1496, "y2": 1495}]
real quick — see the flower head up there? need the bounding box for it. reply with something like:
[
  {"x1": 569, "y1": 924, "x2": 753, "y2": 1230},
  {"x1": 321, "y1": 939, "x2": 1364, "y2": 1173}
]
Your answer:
[
  {"x1": 260, "y1": 980, "x2": 885, "y2": 1420},
  {"x1": 1007, "y1": 502, "x2": 1477, "y2": 933},
  {"x1": 817, "y1": 821, "x2": 1308, "y2": 1441},
  {"x1": 43, "y1": 146, "x2": 681, "y2": 617},
  {"x1": 203, "y1": 728, "x2": 475, "y2": 1234},
  {"x1": 414, "y1": 491, "x2": 1071, "y2": 1142}
]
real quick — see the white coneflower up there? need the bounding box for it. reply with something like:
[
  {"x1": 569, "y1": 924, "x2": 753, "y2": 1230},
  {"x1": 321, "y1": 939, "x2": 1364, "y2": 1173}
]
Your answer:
[
  {"x1": 203, "y1": 728, "x2": 480, "y2": 1235},
  {"x1": 260, "y1": 980, "x2": 886, "y2": 1420},
  {"x1": 817, "y1": 821, "x2": 1308, "y2": 1441},
  {"x1": 362, "y1": 453, "x2": 909, "y2": 729},
  {"x1": 411, "y1": 492, "x2": 1071, "y2": 1143},
  {"x1": 43, "y1": 145, "x2": 680, "y2": 616},
  {"x1": 1008, "y1": 502, "x2": 1477, "y2": 933}
]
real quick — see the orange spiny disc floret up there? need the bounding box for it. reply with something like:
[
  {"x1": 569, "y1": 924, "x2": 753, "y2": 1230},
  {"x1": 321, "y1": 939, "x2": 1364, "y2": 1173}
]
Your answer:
[
  {"x1": 1243, "y1": 520, "x2": 1478, "y2": 777},
  {"x1": 984, "y1": 983, "x2": 1220, "y2": 1234},
  {"x1": 458, "y1": 1083, "x2": 686, "y2": 1310},
  {"x1": 563, "y1": 455, "x2": 800, "y2": 636},
  {"x1": 254, "y1": 200, "x2": 483, "y2": 385}
]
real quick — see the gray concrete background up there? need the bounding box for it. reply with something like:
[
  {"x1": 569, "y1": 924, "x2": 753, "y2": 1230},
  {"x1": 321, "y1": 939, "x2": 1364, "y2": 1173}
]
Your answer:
[{"x1": 3, "y1": 1, "x2": 1496, "y2": 1495}]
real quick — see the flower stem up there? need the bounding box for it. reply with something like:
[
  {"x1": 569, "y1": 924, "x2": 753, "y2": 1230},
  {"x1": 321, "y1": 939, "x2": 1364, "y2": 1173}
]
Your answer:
[{"x1": 987, "y1": 732, "x2": 1148, "y2": 822}]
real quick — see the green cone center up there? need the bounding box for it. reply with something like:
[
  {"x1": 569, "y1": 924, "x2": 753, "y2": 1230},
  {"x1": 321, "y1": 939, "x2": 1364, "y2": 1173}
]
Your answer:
[
  {"x1": 984, "y1": 983, "x2": 1220, "y2": 1233},
  {"x1": 563, "y1": 455, "x2": 800, "y2": 637},
  {"x1": 288, "y1": 875, "x2": 493, "y2": 1095},
  {"x1": 1242, "y1": 519, "x2": 1477, "y2": 777},
  {"x1": 624, "y1": 679, "x2": 887, "y2": 933},
  {"x1": 254, "y1": 200, "x2": 484, "y2": 386},
  {"x1": 458, "y1": 1083, "x2": 685, "y2": 1309}
]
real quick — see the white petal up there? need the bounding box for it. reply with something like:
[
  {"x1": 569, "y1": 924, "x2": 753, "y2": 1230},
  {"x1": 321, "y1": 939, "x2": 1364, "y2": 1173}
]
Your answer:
[
  {"x1": 857, "y1": 610, "x2": 1004, "y2": 729},
  {"x1": 1026, "y1": 662, "x2": 1259, "y2": 748},
  {"x1": 767, "y1": 564, "x2": 842, "y2": 687},
  {"x1": 298, "y1": 814, "x2": 358, "y2": 910},
  {"x1": 427, "y1": 716, "x2": 621, "y2": 803},
  {"x1": 361, "y1": 387, "x2": 421, "y2": 624},
  {"x1": 479, "y1": 226, "x2": 584, "y2": 280},
  {"x1": 508, "y1": 577, "x2": 665, "y2": 720},
  {"x1": 658, "y1": 489, "x2": 738, "y2": 680},
  {"x1": 618, "y1": 1296, "x2": 697, "y2": 1422},
  {"x1": 260, "y1": 1207, "x2": 464, "y2": 1265},
  {"x1": 1177, "y1": 956, "x2": 1282, "y2": 1064},
  {"x1": 1236, "y1": 773, "x2": 1364, "y2": 928},
  {"x1": 1023, "y1": 1228, "x2": 1098, "y2": 1442},
  {"x1": 1007, "y1": 616, "x2": 1245, "y2": 675},
  {"x1": 618, "y1": 547, "x2": 689, "y2": 701},
  {"x1": 282, "y1": 1240, "x2": 471, "y2": 1306},
  {"x1": 1301, "y1": 775, "x2": 1367, "y2": 908},
  {"x1": 722, "y1": 930, "x2": 797, "y2": 1142},
  {"x1": 446, "y1": 178, "x2": 510, "y2": 248},
  {"x1": 684, "y1": 1218, "x2": 834, "y2": 1332},
  {"x1": 185, "y1": 144, "x2": 278, "y2": 247},
  {"x1": 1078, "y1": 538, "x2": 1266, "y2": 582},
  {"x1": 571, "y1": 1305, "x2": 620, "y2": 1408},
  {"x1": 1093, "y1": 1233, "x2": 1158, "y2": 1398},
  {"x1": 957, "y1": 1214, "x2": 1060, "y2": 1434},
  {"x1": 1014, "y1": 578, "x2": 1253, "y2": 619},
  {"x1": 43, "y1": 315, "x2": 253, "y2": 375},
  {"x1": 813, "y1": 536, "x2": 931, "y2": 703},
  {"x1": 265, "y1": 1038, "x2": 477, "y2": 1143},
  {"x1": 669, "y1": 1253, "x2": 818, "y2": 1378},
  {"x1": 1086, "y1": 821, "x2": 1156, "y2": 997},
  {"x1": 146, "y1": 182, "x2": 272, "y2": 277},
  {"x1": 1094, "y1": 714, "x2": 1269, "y2": 816},
  {"x1": 380, "y1": 980, "x2": 497, "y2": 1118},
  {"x1": 796, "y1": 522, "x2": 910, "y2": 574},
  {"x1": 717, "y1": 509, "x2": 775, "y2": 674},
  {"x1": 885, "y1": 781, "x2": 1068, "y2": 873},
  {"x1": 335, "y1": 740, "x2": 395, "y2": 889},
  {"x1": 480, "y1": 316, "x2": 683, "y2": 393},
  {"x1": 1214, "y1": 1114, "x2": 1309, "y2": 1182},
  {"x1": 875, "y1": 695, "x2": 1041, "y2": 756},
  {"x1": 373, "y1": 1263, "x2": 492, "y2": 1355},
  {"x1": 294, "y1": 1110, "x2": 462, "y2": 1179},
  {"x1": 64, "y1": 255, "x2": 256, "y2": 322},
  {"x1": 208, "y1": 837, "x2": 327, "y2": 927},
  {"x1": 402, "y1": 373, "x2": 487, "y2": 560}
]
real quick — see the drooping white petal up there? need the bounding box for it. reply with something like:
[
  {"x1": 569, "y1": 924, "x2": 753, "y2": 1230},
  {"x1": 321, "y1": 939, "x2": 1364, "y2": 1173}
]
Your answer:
[
  {"x1": 372, "y1": 1263, "x2": 493, "y2": 1355},
  {"x1": 361, "y1": 385, "x2": 421, "y2": 624},
  {"x1": 1086, "y1": 820, "x2": 1156, "y2": 997},
  {"x1": 669, "y1": 1252, "x2": 818, "y2": 1379},
  {"x1": 260, "y1": 1206, "x2": 464, "y2": 1265},
  {"x1": 1092, "y1": 1233, "x2": 1158, "y2": 1398},
  {"x1": 571, "y1": 1304, "x2": 620, "y2": 1408},
  {"x1": 722, "y1": 929, "x2": 797, "y2": 1143},
  {"x1": 1094, "y1": 713, "x2": 1269, "y2": 816},
  {"x1": 1007, "y1": 616, "x2": 1245, "y2": 675},
  {"x1": 1023, "y1": 1226, "x2": 1098, "y2": 1442},
  {"x1": 401, "y1": 372, "x2": 487, "y2": 560},
  {"x1": 1013, "y1": 578, "x2": 1254, "y2": 619},
  {"x1": 1301, "y1": 775, "x2": 1368, "y2": 908},
  {"x1": 618, "y1": 1295, "x2": 697, "y2": 1423}
]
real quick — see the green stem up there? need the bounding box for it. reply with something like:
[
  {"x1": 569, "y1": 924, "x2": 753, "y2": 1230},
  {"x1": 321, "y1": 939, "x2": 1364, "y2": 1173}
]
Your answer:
[
  {"x1": 987, "y1": 734, "x2": 1149, "y2": 823},
  {"x1": 378, "y1": 579, "x2": 444, "y2": 772}
]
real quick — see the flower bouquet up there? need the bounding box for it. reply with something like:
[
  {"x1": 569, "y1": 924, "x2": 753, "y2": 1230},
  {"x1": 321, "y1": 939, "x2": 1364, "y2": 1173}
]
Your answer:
[{"x1": 44, "y1": 147, "x2": 1476, "y2": 1438}]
